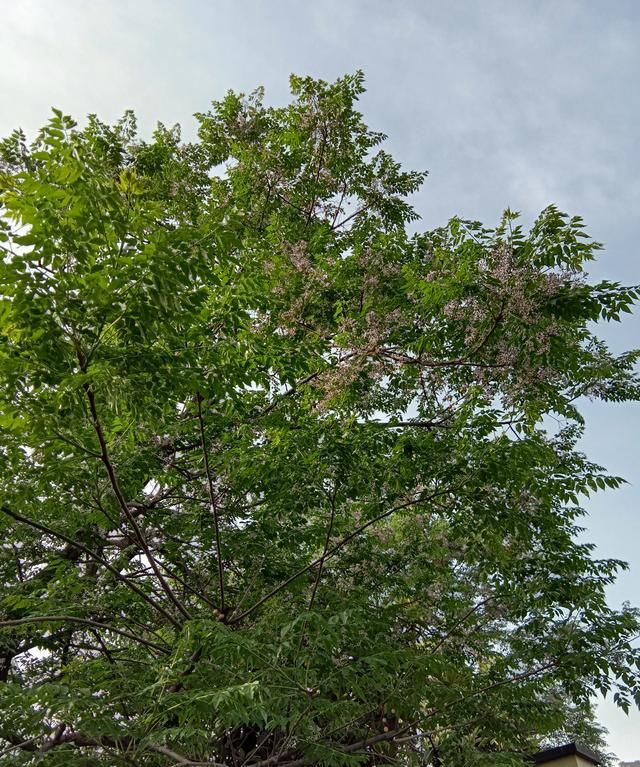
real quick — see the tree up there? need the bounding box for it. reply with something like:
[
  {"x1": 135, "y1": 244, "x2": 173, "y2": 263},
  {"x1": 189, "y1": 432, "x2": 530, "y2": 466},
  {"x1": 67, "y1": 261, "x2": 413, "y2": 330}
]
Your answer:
[
  {"x1": 539, "y1": 691, "x2": 616, "y2": 766},
  {"x1": 0, "y1": 72, "x2": 639, "y2": 767}
]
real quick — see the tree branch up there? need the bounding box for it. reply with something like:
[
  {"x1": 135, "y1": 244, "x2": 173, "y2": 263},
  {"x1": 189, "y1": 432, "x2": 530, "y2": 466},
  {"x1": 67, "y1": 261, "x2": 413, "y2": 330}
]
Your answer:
[
  {"x1": 149, "y1": 743, "x2": 227, "y2": 766},
  {"x1": 331, "y1": 202, "x2": 372, "y2": 231},
  {"x1": 230, "y1": 483, "x2": 457, "y2": 624},
  {"x1": 0, "y1": 736, "x2": 39, "y2": 757},
  {"x1": 307, "y1": 485, "x2": 337, "y2": 611},
  {"x1": 305, "y1": 128, "x2": 327, "y2": 227},
  {"x1": 0, "y1": 616, "x2": 169, "y2": 654},
  {"x1": 0, "y1": 504, "x2": 181, "y2": 631},
  {"x1": 79, "y1": 368, "x2": 192, "y2": 623},
  {"x1": 196, "y1": 393, "x2": 225, "y2": 615}
]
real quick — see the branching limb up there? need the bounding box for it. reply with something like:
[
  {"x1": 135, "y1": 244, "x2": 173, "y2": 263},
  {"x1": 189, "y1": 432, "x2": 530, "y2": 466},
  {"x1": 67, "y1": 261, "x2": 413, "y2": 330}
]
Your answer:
[
  {"x1": 230, "y1": 483, "x2": 458, "y2": 624},
  {"x1": 79, "y1": 370, "x2": 192, "y2": 623},
  {"x1": 0, "y1": 616, "x2": 169, "y2": 654},
  {"x1": 149, "y1": 743, "x2": 227, "y2": 766},
  {"x1": 0, "y1": 504, "x2": 181, "y2": 630},
  {"x1": 0, "y1": 736, "x2": 39, "y2": 757},
  {"x1": 307, "y1": 484, "x2": 338, "y2": 611}
]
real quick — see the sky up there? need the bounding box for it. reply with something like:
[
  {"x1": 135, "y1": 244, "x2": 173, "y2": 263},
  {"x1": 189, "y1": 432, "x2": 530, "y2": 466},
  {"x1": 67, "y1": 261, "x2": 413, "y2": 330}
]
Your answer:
[{"x1": 1, "y1": 0, "x2": 639, "y2": 759}]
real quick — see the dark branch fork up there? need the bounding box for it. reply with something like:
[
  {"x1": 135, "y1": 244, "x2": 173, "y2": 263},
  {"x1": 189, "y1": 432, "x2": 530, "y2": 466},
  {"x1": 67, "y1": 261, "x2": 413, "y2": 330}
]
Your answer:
[
  {"x1": 0, "y1": 505, "x2": 181, "y2": 630},
  {"x1": 75, "y1": 342, "x2": 192, "y2": 623},
  {"x1": 229, "y1": 481, "x2": 463, "y2": 624}
]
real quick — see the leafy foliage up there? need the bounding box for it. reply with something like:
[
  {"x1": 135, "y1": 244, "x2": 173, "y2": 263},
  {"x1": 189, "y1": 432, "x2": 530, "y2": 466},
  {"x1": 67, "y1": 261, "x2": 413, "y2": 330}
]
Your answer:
[{"x1": 1, "y1": 73, "x2": 639, "y2": 766}]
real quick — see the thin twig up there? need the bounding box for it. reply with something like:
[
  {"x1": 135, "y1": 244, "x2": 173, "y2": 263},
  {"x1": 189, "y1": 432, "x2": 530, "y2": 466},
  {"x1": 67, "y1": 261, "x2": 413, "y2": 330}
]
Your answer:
[
  {"x1": 331, "y1": 202, "x2": 372, "y2": 231},
  {"x1": 307, "y1": 485, "x2": 338, "y2": 611}
]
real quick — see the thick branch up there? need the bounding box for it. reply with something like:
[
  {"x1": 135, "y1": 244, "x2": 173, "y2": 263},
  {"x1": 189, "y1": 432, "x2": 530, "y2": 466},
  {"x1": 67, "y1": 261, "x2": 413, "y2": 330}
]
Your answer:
[
  {"x1": 80, "y1": 372, "x2": 191, "y2": 623},
  {"x1": 196, "y1": 393, "x2": 225, "y2": 614},
  {"x1": 0, "y1": 505, "x2": 181, "y2": 630},
  {"x1": 0, "y1": 616, "x2": 169, "y2": 654}
]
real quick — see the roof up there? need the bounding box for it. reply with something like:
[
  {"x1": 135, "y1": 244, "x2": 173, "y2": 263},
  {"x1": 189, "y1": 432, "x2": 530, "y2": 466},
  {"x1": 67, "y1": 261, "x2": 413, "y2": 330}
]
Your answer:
[{"x1": 531, "y1": 742, "x2": 601, "y2": 765}]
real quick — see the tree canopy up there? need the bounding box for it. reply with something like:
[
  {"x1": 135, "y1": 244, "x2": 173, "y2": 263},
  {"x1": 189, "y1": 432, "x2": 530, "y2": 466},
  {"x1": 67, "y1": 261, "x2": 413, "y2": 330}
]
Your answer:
[{"x1": 0, "y1": 72, "x2": 639, "y2": 766}]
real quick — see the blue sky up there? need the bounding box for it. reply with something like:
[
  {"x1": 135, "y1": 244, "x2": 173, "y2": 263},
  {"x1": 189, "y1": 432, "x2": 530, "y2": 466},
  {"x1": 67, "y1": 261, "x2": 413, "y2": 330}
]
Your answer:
[{"x1": 2, "y1": 0, "x2": 639, "y2": 758}]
